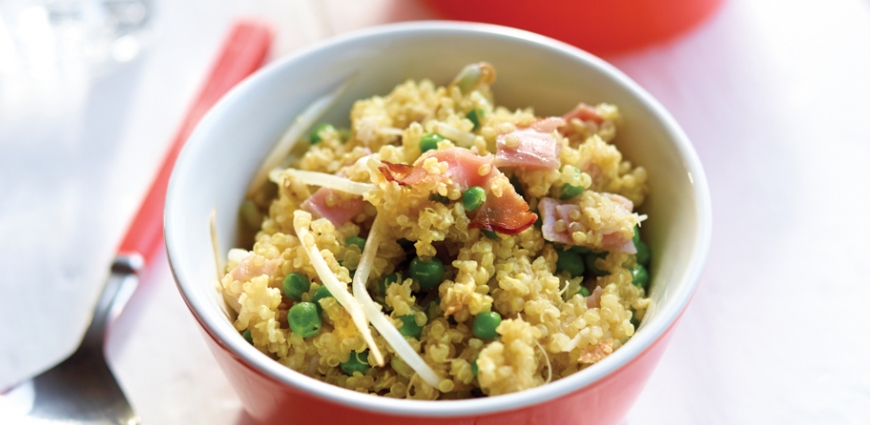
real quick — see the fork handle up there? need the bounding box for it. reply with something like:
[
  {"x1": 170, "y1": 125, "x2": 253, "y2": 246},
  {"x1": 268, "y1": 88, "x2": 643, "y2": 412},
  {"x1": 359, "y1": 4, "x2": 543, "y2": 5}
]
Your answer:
[{"x1": 80, "y1": 255, "x2": 144, "y2": 350}]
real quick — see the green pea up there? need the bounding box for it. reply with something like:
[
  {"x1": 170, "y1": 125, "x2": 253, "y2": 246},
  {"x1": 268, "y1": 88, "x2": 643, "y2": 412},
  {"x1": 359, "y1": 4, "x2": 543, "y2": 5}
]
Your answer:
[
  {"x1": 346, "y1": 235, "x2": 366, "y2": 251},
  {"x1": 381, "y1": 273, "x2": 399, "y2": 295},
  {"x1": 585, "y1": 252, "x2": 610, "y2": 276},
  {"x1": 632, "y1": 225, "x2": 641, "y2": 244},
  {"x1": 635, "y1": 240, "x2": 651, "y2": 266},
  {"x1": 560, "y1": 184, "x2": 584, "y2": 200},
  {"x1": 409, "y1": 256, "x2": 445, "y2": 289},
  {"x1": 556, "y1": 248, "x2": 585, "y2": 277},
  {"x1": 466, "y1": 109, "x2": 483, "y2": 130},
  {"x1": 482, "y1": 229, "x2": 499, "y2": 240},
  {"x1": 471, "y1": 357, "x2": 479, "y2": 376},
  {"x1": 242, "y1": 329, "x2": 253, "y2": 344},
  {"x1": 287, "y1": 302, "x2": 322, "y2": 338},
  {"x1": 398, "y1": 314, "x2": 425, "y2": 339},
  {"x1": 311, "y1": 285, "x2": 333, "y2": 312},
  {"x1": 282, "y1": 272, "x2": 310, "y2": 302},
  {"x1": 473, "y1": 311, "x2": 502, "y2": 340},
  {"x1": 630, "y1": 264, "x2": 649, "y2": 289},
  {"x1": 340, "y1": 350, "x2": 370, "y2": 376},
  {"x1": 419, "y1": 133, "x2": 444, "y2": 153},
  {"x1": 579, "y1": 286, "x2": 591, "y2": 297},
  {"x1": 630, "y1": 309, "x2": 641, "y2": 329},
  {"x1": 560, "y1": 168, "x2": 585, "y2": 200},
  {"x1": 309, "y1": 123, "x2": 334, "y2": 144},
  {"x1": 462, "y1": 186, "x2": 487, "y2": 211}
]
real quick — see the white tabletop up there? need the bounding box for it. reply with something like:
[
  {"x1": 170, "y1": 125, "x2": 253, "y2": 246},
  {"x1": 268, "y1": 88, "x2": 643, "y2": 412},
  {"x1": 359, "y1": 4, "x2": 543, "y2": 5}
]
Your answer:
[{"x1": 1, "y1": 0, "x2": 868, "y2": 423}]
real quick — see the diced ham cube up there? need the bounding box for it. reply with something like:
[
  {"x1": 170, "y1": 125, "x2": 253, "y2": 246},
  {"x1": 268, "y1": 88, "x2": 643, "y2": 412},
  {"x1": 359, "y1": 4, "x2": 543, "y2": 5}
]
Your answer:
[
  {"x1": 301, "y1": 187, "x2": 366, "y2": 226},
  {"x1": 229, "y1": 254, "x2": 281, "y2": 282},
  {"x1": 530, "y1": 117, "x2": 567, "y2": 133},
  {"x1": 494, "y1": 118, "x2": 564, "y2": 171},
  {"x1": 586, "y1": 286, "x2": 603, "y2": 309},
  {"x1": 539, "y1": 194, "x2": 638, "y2": 253},
  {"x1": 562, "y1": 103, "x2": 603, "y2": 124},
  {"x1": 539, "y1": 197, "x2": 582, "y2": 245}
]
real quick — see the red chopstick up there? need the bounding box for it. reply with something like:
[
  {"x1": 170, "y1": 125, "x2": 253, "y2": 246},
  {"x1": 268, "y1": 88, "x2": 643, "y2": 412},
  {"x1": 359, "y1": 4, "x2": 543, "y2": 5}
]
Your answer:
[{"x1": 118, "y1": 21, "x2": 273, "y2": 268}]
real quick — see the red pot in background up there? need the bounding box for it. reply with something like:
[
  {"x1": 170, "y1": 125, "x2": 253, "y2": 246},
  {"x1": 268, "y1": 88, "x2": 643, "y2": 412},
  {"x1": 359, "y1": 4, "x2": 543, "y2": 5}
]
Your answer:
[{"x1": 422, "y1": 0, "x2": 725, "y2": 55}]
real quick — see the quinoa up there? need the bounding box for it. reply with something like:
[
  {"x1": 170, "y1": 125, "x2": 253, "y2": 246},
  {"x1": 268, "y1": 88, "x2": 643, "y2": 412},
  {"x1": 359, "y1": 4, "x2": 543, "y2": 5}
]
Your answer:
[{"x1": 217, "y1": 63, "x2": 651, "y2": 399}]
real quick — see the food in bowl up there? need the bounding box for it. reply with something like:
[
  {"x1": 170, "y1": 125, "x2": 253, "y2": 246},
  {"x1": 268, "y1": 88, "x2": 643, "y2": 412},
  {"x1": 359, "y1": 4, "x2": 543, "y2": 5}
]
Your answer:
[{"x1": 215, "y1": 63, "x2": 653, "y2": 400}]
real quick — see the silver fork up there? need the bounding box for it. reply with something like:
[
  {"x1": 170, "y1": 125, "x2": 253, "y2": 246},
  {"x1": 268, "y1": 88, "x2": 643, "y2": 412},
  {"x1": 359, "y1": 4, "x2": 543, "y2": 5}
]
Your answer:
[
  {"x1": 0, "y1": 21, "x2": 272, "y2": 424},
  {"x1": 1, "y1": 255, "x2": 142, "y2": 425}
]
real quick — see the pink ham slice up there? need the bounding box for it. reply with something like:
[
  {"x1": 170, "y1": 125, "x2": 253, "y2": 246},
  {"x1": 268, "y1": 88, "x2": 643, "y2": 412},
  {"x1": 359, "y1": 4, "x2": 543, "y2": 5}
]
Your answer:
[
  {"x1": 585, "y1": 286, "x2": 603, "y2": 309},
  {"x1": 602, "y1": 233, "x2": 638, "y2": 254},
  {"x1": 530, "y1": 117, "x2": 568, "y2": 133},
  {"x1": 299, "y1": 158, "x2": 371, "y2": 227},
  {"x1": 301, "y1": 187, "x2": 366, "y2": 226},
  {"x1": 600, "y1": 192, "x2": 638, "y2": 253},
  {"x1": 539, "y1": 197, "x2": 582, "y2": 245},
  {"x1": 468, "y1": 186, "x2": 537, "y2": 235},
  {"x1": 561, "y1": 103, "x2": 604, "y2": 137},
  {"x1": 562, "y1": 103, "x2": 603, "y2": 124},
  {"x1": 230, "y1": 255, "x2": 281, "y2": 282},
  {"x1": 379, "y1": 148, "x2": 537, "y2": 235},
  {"x1": 494, "y1": 117, "x2": 565, "y2": 170},
  {"x1": 539, "y1": 195, "x2": 637, "y2": 253},
  {"x1": 379, "y1": 148, "x2": 492, "y2": 188}
]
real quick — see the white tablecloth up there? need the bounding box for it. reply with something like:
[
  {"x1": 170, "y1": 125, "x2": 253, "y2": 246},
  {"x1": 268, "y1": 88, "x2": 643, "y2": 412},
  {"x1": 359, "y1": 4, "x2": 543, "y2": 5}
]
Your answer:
[{"x1": 1, "y1": 0, "x2": 868, "y2": 423}]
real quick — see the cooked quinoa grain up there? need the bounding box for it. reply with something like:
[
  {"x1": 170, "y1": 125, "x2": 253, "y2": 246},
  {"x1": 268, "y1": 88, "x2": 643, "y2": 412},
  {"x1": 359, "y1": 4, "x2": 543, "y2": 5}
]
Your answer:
[{"x1": 218, "y1": 63, "x2": 651, "y2": 399}]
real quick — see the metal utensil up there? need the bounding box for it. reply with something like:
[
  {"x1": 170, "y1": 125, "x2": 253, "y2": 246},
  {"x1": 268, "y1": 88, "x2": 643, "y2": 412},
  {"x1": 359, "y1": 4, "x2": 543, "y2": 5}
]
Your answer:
[
  {"x1": 1, "y1": 257, "x2": 143, "y2": 425},
  {"x1": 0, "y1": 21, "x2": 273, "y2": 424}
]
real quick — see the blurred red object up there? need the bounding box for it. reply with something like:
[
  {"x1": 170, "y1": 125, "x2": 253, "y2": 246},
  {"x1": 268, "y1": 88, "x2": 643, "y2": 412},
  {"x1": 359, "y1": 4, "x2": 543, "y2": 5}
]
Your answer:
[{"x1": 422, "y1": 0, "x2": 724, "y2": 55}]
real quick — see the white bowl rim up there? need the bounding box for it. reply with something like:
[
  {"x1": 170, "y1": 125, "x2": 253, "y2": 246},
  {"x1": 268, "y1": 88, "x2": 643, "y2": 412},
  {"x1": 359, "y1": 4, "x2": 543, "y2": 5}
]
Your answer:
[{"x1": 165, "y1": 20, "x2": 712, "y2": 418}]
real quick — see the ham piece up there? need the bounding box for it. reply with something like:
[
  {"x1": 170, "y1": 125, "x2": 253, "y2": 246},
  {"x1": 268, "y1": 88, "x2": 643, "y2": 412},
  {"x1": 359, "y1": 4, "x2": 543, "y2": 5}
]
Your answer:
[
  {"x1": 585, "y1": 286, "x2": 603, "y2": 309},
  {"x1": 301, "y1": 187, "x2": 366, "y2": 226},
  {"x1": 380, "y1": 148, "x2": 492, "y2": 188},
  {"x1": 380, "y1": 148, "x2": 537, "y2": 235},
  {"x1": 230, "y1": 254, "x2": 281, "y2": 282},
  {"x1": 562, "y1": 103, "x2": 603, "y2": 124},
  {"x1": 539, "y1": 195, "x2": 637, "y2": 253},
  {"x1": 530, "y1": 117, "x2": 567, "y2": 133},
  {"x1": 299, "y1": 155, "x2": 372, "y2": 226},
  {"x1": 494, "y1": 117, "x2": 565, "y2": 171},
  {"x1": 539, "y1": 198, "x2": 582, "y2": 245},
  {"x1": 561, "y1": 103, "x2": 604, "y2": 137}
]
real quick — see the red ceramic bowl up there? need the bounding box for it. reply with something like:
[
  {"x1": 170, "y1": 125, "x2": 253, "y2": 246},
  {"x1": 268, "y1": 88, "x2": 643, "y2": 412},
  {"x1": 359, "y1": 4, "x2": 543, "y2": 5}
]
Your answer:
[
  {"x1": 422, "y1": 0, "x2": 725, "y2": 55},
  {"x1": 165, "y1": 22, "x2": 712, "y2": 425}
]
